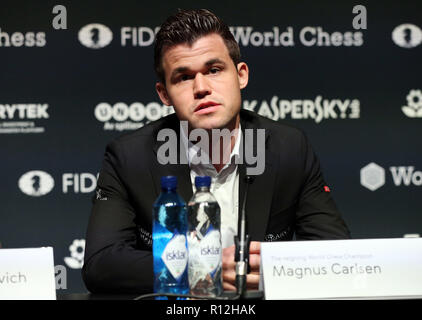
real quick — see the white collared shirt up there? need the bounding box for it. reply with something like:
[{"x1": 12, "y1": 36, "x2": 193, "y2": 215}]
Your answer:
[{"x1": 181, "y1": 125, "x2": 241, "y2": 248}]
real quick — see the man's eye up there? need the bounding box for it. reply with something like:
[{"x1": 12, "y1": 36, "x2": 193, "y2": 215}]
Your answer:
[
  {"x1": 209, "y1": 68, "x2": 220, "y2": 74},
  {"x1": 180, "y1": 75, "x2": 189, "y2": 81}
]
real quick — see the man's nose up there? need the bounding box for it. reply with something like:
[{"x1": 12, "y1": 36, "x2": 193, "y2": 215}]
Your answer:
[{"x1": 193, "y1": 73, "x2": 211, "y2": 99}]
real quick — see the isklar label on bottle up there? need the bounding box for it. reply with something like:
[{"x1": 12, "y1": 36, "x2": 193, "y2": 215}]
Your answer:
[
  {"x1": 161, "y1": 234, "x2": 188, "y2": 280},
  {"x1": 188, "y1": 229, "x2": 222, "y2": 290}
]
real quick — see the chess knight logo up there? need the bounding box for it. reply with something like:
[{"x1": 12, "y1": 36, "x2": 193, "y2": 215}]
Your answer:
[
  {"x1": 18, "y1": 170, "x2": 54, "y2": 196},
  {"x1": 78, "y1": 23, "x2": 113, "y2": 49},
  {"x1": 392, "y1": 23, "x2": 422, "y2": 48}
]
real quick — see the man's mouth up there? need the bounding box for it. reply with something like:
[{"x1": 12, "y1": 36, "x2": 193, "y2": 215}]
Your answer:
[{"x1": 194, "y1": 101, "x2": 220, "y2": 114}]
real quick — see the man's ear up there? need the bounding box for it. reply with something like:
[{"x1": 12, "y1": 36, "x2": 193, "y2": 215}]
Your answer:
[
  {"x1": 237, "y1": 62, "x2": 249, "y2": 90},
  {"x1": 155, "y1": 82, "x2": 172, "y2": 106}
]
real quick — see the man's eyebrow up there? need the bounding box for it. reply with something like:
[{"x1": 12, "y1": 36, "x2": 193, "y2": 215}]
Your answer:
[
  {"x1": 204, "y1": 58, "x2": 226, "y2": 66},
  {"x1": 170, "y1": 58, "x2": 226, "y2": 79}
]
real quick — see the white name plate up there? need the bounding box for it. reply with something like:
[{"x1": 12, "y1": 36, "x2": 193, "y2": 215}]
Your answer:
[
  {"x1": 260, "y1": 238, "x2": 422, "y2": 299},
  {"x1": 0, "y1": 247, "x2": 56, "y2": 300}
]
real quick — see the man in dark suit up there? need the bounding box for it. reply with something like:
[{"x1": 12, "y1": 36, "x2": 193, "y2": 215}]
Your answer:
[{"x1": 82, "y1": 9, "x2": 350, "y2": 294}]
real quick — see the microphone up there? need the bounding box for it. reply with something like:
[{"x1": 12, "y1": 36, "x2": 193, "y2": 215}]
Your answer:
[{"x1": 234, "y1": 175, "x2": 253, "y2": 298}]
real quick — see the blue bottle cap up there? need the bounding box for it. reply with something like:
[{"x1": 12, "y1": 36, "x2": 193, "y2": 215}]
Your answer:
[
  {"x1": 161, "y1": 176, "x2": 177, "y2": 189},
  {"x1": 195, "y1": 176, "x2": 211, "y2": 188}
]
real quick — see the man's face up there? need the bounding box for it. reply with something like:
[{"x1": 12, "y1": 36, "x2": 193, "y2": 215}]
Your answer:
[{"x1": 156, "y1": 33, "x2": 249, "y2": 131}]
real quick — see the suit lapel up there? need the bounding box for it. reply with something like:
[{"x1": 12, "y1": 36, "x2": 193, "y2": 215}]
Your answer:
[
  {"x1": 239, "y1": 113, "x2": 277, "y2": 242},
  {"x1": 151, "y1": 162, "x2": 193, "y2": 202},
  {"x1": 150, "y1": 116, "x2": 193, "y2": 202}
]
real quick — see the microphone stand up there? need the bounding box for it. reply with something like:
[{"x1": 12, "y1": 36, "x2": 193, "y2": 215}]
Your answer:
[{"x1": 232, "y1": 176, "x2": 264, "y2": 300}]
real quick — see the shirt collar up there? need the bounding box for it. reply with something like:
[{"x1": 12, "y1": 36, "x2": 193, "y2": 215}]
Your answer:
[{"x1": 180, "y1": 123, "x2": 242, "y2": 174}]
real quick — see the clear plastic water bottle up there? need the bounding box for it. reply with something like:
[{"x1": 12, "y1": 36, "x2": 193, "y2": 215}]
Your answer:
[
  {"x1": 152, "y1": 176, "x2": 189, "y2": 299},
  {"x1": 187, "y1": 176, "x2": 223, "y2": 297}
]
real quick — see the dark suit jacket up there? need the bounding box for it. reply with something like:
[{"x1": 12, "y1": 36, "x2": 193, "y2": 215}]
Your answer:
[{"x1": 82, "y1": 109, "x2": 350, "y2": 293}]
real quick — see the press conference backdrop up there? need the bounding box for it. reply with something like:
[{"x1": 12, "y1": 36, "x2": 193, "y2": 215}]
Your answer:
[{"x1": 1, "y1": 0, "x2": 421, "y2": 293}]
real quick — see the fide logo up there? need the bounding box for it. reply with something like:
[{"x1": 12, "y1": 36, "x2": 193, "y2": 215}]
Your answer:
[
  {"x1": 64, "y1": 239, "x2": 85, "y2": 269},
  {"x1": 361, "y1": 162, "x2": 422, "y2": 191},
  {"x1": 18, "y1": 170, "x2": 55, "y2": 197},
  {"x1": 78, "y1": 23, "x2": 113, "y2": 49},
  {"x1": 392, "y1": 24, "x2": 422, "y2": 48},
  {"x1": 402, "y1": 90, "x2": 422, "y2": 118}
]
